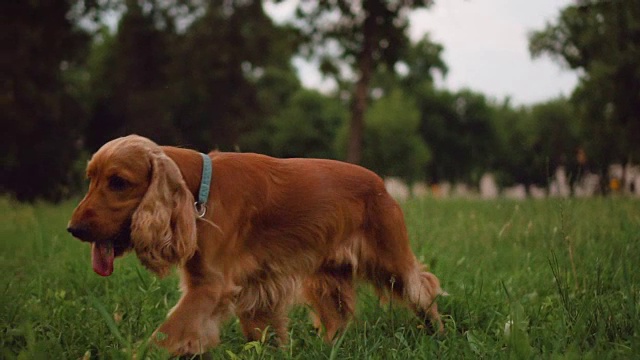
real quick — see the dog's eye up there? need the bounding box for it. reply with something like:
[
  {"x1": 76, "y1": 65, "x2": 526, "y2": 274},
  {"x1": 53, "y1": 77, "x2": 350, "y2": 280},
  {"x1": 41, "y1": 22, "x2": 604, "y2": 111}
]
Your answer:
[{"x1": 108, "y1": 175, "x2": 129, "y2": 191}]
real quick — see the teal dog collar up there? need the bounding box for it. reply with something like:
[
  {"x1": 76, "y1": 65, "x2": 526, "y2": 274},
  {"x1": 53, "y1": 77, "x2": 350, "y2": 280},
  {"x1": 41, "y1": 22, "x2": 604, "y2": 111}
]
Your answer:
[{"x1": 195, "y1": 152, "x2": 212, "y2": 218}]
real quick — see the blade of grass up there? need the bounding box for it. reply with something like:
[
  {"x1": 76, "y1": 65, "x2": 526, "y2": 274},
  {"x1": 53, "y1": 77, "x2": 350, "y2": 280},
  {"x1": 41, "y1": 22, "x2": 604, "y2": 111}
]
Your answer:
[{"x1": 88, "y1": 295, "x2": 128, "y2": 348}]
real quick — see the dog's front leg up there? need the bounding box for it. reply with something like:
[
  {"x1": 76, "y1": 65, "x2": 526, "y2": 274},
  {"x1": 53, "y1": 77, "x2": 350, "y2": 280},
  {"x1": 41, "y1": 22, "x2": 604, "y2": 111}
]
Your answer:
[{"x1": 153, "y1": 284, "x2": 233, "y2": 355}]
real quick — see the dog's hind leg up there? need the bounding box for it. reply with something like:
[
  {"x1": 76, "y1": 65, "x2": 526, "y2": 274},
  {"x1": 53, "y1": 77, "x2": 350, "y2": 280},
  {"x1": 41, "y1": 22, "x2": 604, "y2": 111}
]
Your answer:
[{"x1": 302, "y1": 263, "x2": 356, "y2": 342}]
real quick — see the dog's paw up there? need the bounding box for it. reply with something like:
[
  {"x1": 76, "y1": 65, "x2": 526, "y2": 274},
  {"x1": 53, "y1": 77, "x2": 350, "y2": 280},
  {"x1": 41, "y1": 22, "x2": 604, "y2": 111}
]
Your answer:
[{"x1": 153, "y1": 320, "x2": 220, "y2": 355}]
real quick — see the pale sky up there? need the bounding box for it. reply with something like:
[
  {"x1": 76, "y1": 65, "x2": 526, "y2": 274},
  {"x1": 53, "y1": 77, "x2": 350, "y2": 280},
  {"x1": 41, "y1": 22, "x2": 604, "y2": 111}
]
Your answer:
[{"x1": 265, "y1": 0, "x2": 580, "y2": 105}]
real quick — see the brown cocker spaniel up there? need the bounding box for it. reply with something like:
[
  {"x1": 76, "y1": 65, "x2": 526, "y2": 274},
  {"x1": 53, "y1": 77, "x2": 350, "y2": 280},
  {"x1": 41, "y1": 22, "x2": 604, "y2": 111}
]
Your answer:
[{"x1": 68, "y1": 135, "x2": 444, "y2": 355}]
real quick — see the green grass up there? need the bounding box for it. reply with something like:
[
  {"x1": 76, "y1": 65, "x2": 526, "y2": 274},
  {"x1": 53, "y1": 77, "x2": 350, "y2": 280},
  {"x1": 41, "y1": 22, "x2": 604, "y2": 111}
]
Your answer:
[{"x1": 1, "y1": 197, "x2": 639, "y2": 359}]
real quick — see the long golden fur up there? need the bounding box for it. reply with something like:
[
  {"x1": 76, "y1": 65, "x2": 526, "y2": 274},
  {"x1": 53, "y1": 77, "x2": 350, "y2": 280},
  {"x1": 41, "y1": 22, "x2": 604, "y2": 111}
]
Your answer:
[{"x1": 68, "y1": 135, "x2": 444, "y2": 355}]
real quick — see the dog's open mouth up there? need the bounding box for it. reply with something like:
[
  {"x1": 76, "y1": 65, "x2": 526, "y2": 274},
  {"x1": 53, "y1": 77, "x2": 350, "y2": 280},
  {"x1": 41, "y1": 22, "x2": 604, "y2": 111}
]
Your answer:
[
  {"x1": 91, "y1": 227, "x2": 132, "y2": 277},
  {"x1": 92, "y1": 241, "x2": 115, "y2": 276}
]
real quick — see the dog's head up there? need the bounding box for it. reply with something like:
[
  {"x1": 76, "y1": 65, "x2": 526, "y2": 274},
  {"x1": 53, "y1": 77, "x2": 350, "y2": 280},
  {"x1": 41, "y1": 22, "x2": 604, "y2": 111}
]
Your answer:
[{"x1": 67, "y1": 135, "x2": 197, "y2": 277}]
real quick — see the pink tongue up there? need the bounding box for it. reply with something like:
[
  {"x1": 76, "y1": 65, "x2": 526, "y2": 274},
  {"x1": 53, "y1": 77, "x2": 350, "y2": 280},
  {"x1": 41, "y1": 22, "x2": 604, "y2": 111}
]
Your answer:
[{"x1": 92, "y1": 242, "x2": 114, "y2": 277}]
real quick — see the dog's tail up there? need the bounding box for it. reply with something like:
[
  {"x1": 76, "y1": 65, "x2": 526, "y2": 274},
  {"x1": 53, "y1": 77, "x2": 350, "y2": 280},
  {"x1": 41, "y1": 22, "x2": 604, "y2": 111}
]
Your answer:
[{"x1": 403, "y1": 265, "x2": 446, "y2": 332}]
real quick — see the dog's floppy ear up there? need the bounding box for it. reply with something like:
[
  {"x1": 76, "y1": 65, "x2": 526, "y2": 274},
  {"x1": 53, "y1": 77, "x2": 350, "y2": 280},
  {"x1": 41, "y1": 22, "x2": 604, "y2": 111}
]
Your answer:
[{"x1": 131, "y1": 148, "x2": 197, "y2": 277}]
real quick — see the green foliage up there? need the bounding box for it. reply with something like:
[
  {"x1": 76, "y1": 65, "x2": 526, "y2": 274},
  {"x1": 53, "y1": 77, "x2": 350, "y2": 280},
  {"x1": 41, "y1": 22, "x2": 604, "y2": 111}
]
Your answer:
[
  {"x1": 85, "y1": 0, "x2": 178, "y2": 151},
  {"x1": 1, "y1": 1, "x2": 91, "y2": 202},
  {"x1": 529, "y1": 0, "x2": 640, "y2": 166},
  {"x1": 417, "y1": 88, "x2": 498, "y2": 183},
  {"x1": 528, "y1": 99, "x2": 581, "y2": 175},
  {"x1": 238, "y1": 67, "x2": 303, "y2": 153},
  {"x1": 290, "y1": 0, "x2": 435, "y2": 163},
  {"x1": 170, "y1": 2, "x2": 299, "y2": 152},
  {"x1": 337, "y1": 89, "x2": 431, "y2": 181},
  {"x1": 492, "y1": 98, "x2": 580, "y2": 186},
  {"x1": 398, "y1": 34, "x2": 448, "y2": 91},
  {"x1": 370, "y1": 33, "x2": 447, "y2": 99},
  {"x1": 265, "y1": 89, "x2": 346, "y2": 159},
  {"x1": 2, "y1": 198, "x2": 640, "y2": 358},
  {"x1": 82, "y1": 1, "x2": 299, "y2": 153},
  {"x1": 293, "y1": 0, "x2": 432, "y2": 75}
]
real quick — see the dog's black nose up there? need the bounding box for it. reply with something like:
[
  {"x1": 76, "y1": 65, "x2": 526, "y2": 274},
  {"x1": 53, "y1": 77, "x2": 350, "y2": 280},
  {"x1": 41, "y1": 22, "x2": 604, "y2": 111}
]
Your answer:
[{"x1": 67, "y1": 225, "x2": 90, "y2": 240}]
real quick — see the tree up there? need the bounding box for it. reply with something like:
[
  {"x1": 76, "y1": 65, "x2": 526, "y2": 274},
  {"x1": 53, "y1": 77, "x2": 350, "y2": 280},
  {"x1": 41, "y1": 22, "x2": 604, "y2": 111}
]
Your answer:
[
  {"x1": 83, "y1": 1, "x2": 299, "y2": 153},
  {"x1": 264, "y1": 89, "x2": 346, "y2": 159},
  {"x1": 170, "y1": 1, "x2": 299, "y2": 151},
  {"x1": 84, "y1": 0, "x2": 178, "y2": 151},
  {"x1": 358, "y1": 89, "x2": 430, "y2": 181},
  {"x1": 1, "y1": 1, "x2": 92, "y2": 201},
  {"x1": 493, "y1": 98, "x2": 580, "y2": 187},
  {"x1": 491, "y1": 101, "x2": 532, "y2": 186},
  {"x1": 529, "y1": 0, "x2": 640, "y2": 171},
  {"x1": 529, "y1": 99, "x2": 581, "y2": 181},
  {"x1": 417, "y1": 88, "x2": 498, "y2": 184},
  {"x1": 291, "y1": 0, "x2": 434, "y2": 164},
  {"x1": 362, "y1": 34, "x2": 446, "y2": 182},
  {"x1": 398, "y1": 34, "x2": 448, "y2": 92},
  {"x1": 369, "y1": 33, "x2": 447, "y2": 101},
  {"x1": 239, "y1": 65, "x2": 303, "y2": 154}
]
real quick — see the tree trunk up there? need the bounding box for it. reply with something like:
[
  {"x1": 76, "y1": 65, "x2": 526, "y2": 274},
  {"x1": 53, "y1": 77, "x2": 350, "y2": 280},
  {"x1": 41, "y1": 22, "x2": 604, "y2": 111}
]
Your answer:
[
  {"x1": 346, "y1": 72, "x2": 369, "y2": 164},
  {"x1": 346, "y1": 8, "x2": 375, "y2": 164}
]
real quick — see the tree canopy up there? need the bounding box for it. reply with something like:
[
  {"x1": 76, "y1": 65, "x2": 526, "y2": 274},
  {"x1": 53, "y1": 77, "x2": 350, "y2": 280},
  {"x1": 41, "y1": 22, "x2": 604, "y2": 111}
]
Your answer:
[
  {"x1": 529, "y1": 0, "x2": 640, "y2": 168},
  {"x1": 289, "y1": 0, "x2": 434, "y2": 164},
  {"x1": 1, "y1": 1, "x2": 91, "y2": 201}
]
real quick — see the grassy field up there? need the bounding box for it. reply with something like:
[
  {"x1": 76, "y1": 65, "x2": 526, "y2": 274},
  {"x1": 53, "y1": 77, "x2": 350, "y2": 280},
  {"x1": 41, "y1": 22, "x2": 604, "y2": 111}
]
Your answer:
[{"x1": 1, "y1": 197, "x2": 639, "y2": 359}]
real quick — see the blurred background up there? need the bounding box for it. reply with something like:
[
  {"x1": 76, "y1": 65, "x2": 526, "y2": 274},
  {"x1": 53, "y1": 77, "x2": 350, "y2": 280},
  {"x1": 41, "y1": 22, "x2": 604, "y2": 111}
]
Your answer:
[{"x1": 2, "y1": 0, "x2": 639, "y2": 202}]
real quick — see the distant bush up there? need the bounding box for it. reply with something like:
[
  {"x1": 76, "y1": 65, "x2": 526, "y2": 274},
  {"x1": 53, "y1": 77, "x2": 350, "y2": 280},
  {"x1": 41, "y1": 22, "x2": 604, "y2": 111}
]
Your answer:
[
  {"x1": 242, "y1": 89, "x2": 346, "y2": 159},
  {"x1": 337, "y1": 89, "x2": 431, "y2": 182}
]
